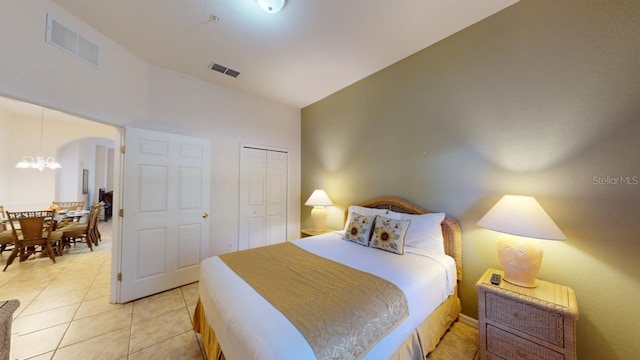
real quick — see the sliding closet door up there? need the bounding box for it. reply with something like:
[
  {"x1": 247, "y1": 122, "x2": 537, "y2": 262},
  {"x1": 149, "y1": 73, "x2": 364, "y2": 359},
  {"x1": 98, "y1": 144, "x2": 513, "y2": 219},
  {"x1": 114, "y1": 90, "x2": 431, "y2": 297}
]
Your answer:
[
  {"x1": 239, "y1": 146, "x2": 288, "y2": 250},
  {"x1": 239, "y1": 148, "x2": 267, "y2": 250},
  {"x1": 265, "y1": 151, "x2": 287, "y2": 246}
]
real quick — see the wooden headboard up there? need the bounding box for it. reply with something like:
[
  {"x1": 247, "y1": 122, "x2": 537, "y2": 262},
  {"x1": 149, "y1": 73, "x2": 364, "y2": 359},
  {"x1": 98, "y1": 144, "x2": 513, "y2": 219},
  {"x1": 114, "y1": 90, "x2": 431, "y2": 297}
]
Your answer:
[{"x1": 345, "y1": 196, "x2": 462, "y2": 281}]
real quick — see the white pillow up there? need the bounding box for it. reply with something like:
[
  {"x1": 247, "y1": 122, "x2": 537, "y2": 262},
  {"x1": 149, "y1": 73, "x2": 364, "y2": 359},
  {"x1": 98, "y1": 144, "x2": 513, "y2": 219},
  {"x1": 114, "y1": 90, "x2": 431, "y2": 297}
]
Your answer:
[
  {"x1": 343, "y1": 206, "x2": 389, "y2": 231},
  {"x1": 399, "y1": 212, "x2": 446, "y2": 253}
]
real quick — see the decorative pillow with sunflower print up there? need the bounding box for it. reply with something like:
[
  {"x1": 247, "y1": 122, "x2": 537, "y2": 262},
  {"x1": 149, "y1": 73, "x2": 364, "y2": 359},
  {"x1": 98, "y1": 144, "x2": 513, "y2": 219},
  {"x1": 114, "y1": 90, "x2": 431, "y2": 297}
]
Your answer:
[
  {"x1": 343, "y1": 213, "x2": 376, "y2": 246},
  {"x1": 370, "y1": 215, "x2": 411, "y2": 255}
]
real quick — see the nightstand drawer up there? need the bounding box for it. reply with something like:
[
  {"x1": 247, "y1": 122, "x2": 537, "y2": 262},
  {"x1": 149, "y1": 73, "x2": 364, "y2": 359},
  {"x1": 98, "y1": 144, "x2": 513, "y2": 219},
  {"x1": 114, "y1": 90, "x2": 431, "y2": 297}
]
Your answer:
[
  {"x1": 486, "y1": 292, "x2": 564, "y2": 346},
  {"x1": 487, "y1": 325, "x2": 565, "y2": 360}
]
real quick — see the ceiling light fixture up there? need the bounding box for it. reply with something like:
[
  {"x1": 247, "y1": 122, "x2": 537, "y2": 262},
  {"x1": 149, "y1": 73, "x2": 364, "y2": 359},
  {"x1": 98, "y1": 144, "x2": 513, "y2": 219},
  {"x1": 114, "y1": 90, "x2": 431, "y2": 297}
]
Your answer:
[
  {"x1": 256, "y1": 0, "x2": 286, "y2": 14},
  {"x1": 15, "y1": 107, "x2": 62, "y2": 171}
]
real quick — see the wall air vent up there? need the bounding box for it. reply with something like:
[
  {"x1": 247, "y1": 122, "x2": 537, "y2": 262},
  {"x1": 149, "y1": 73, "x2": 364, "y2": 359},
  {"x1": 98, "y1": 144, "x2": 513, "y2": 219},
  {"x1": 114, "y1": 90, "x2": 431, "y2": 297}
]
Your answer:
[
  {"x1": 45, "y1": 14, "x2": 100, "y2": 67},
  {"x1": 209, "y1": 62, "x2": 240, "y2": 78}
]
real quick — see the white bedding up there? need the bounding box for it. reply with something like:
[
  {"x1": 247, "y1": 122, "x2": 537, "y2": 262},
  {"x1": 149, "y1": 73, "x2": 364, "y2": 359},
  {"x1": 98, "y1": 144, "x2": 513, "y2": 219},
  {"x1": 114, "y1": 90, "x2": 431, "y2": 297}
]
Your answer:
[{"x1": 198, "y1": 231, "x2": 457, "y2": 360}]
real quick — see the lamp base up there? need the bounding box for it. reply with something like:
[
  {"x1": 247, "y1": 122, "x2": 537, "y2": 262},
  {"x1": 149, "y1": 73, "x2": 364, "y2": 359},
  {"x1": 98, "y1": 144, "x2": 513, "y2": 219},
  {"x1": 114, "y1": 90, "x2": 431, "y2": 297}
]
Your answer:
[
  {"x1": 310, "y1": 206, "x2": 327, "y2": 233},
  {"x1": 497, "y1": 235, "x2": 543, "y2": 288}
]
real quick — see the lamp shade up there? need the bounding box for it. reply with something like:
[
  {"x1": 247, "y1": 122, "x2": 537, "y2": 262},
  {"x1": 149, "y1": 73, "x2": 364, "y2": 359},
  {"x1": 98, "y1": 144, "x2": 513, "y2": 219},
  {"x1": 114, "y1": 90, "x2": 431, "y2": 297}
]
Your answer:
[
  {"x1": 477, "y1": 195, "x2": 565, "y2": 288},
  {"x1": 477, "y1": 195, "x2": 565, "y2": 240},
  {"x1": 304, "y1": 190, "x2": 333, "y2": 207}
]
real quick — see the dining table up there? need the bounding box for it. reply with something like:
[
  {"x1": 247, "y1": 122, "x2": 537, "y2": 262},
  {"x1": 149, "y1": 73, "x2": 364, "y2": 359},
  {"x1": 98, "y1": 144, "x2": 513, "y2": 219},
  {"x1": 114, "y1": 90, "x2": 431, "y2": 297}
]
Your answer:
[{"x1": 57, "y1": 209, "x2": 90, "y2": 222}]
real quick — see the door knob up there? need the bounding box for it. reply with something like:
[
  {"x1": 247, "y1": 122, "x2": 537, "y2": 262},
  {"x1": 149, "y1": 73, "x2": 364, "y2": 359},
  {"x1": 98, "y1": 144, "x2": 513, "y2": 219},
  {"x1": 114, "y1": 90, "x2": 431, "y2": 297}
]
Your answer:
[{"x1": 202, "y1": 212, "x2": 209, "y2": 219}]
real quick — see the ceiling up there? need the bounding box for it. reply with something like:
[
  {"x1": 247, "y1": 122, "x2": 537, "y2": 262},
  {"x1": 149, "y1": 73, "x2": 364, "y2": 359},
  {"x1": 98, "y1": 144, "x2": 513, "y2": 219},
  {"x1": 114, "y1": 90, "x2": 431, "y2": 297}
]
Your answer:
[{"x1": 49, "y1": 0, "x2": 517, "y2": 109}]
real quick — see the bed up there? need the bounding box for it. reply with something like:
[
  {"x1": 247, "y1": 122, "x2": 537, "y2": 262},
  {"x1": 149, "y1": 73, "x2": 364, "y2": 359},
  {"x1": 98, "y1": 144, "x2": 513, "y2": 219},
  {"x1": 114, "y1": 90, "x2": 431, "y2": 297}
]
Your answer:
[{"x1": 194, "y1": 196, "x2": 462, "y2": 360}]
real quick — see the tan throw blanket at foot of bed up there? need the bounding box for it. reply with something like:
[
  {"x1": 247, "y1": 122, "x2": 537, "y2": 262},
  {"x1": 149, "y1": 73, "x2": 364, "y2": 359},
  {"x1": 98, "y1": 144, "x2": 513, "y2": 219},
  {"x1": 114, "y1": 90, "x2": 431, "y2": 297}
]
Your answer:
[{"x1": 219, "y1": 242, "x2": 409, "y2": 360}]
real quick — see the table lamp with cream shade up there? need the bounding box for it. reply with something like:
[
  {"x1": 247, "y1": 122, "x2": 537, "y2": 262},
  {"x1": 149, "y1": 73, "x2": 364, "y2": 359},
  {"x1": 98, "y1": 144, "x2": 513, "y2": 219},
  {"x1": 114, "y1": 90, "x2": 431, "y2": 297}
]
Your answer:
[
  {"x1": 477, "y1": 195, "x2": 566, "y2": 288},
  {"x1": 304, "y1": 189, "x2": 333, "y2": 233}
]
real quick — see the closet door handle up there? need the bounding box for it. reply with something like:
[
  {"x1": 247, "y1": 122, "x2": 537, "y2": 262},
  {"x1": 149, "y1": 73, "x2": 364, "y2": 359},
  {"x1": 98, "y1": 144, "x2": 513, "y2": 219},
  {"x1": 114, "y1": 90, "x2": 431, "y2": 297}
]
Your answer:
[{"x1": 202, "y1": 212, "x2": 209, "y2": 219}]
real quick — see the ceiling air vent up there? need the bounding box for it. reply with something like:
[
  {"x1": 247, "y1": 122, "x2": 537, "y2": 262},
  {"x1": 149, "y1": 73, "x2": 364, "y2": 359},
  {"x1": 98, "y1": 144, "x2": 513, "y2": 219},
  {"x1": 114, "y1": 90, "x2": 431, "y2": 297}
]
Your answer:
[
  {"x1": 45, "y1": 14, "x2": 100, "y2": 67},
  {"x1": 209, "y1": 62, "x2": 240, "y2": 78}
]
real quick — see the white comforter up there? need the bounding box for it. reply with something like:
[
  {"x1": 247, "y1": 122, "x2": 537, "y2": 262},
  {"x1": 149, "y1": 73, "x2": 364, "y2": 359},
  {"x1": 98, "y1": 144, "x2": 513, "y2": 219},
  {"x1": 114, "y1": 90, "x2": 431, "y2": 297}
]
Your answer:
[{"x1": 198, "y1": 231, "x2": 457, "y2": 360}]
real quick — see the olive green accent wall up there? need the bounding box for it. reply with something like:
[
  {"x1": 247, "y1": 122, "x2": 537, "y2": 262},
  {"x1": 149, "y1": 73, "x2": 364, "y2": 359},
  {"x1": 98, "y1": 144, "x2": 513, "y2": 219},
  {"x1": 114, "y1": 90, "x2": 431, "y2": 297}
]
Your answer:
[{"x1": 301, "y1": 1, "x2": 639, "y2": 359}]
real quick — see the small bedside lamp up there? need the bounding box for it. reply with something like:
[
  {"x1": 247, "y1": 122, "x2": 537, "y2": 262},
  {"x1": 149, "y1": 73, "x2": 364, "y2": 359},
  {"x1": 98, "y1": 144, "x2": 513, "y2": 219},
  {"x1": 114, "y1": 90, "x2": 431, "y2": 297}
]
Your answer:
[
  {"x1": 304, "y1": 189, "x2": 333, "y2": 233},
  {"x1": 477, "y1": 195, "x2": 566, "y2": 288}
]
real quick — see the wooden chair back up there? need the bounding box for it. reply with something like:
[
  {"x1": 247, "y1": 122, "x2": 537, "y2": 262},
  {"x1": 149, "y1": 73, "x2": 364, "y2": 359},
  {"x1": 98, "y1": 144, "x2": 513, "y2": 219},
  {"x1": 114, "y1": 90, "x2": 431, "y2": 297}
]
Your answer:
[
  {"x1": 0, "y1": 205, "x2": 12, "y2": 252},
  {"x1": 0, "y1": 206, "x2": 13, "y2": 251},
  {"x1": 7, "y1": 210, "x2": 54, "y2": 242},
  {"x1": 87, "y1": 202, "x2": 103, "y2": 246},
  {"x1": 60, "y1": 202, "x2": 103, "y2": 251},
  {"x1": 52, "y1": 201, "x2": 85, "y2": 211},
  {"x1": 0, "y1": 205, "x2": 6, "y2": 226},
  {"x1": 3, "y1": 210, "x2": 57, "y2": 271}
]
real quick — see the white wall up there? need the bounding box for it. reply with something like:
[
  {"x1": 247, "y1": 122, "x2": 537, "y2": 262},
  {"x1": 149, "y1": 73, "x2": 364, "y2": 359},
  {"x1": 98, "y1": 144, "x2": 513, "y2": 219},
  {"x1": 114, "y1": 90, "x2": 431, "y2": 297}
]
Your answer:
[
  {"x1": 0, "y1": 1, "x2": 149, "y2": 125},
  {"x1": 0, "y1": 108, "x2": 12, "y2": 202},
  {"x1": 55, "y1": 137, "x2": 115, "y2": 207},
  {"x1": 0, "y1": 111, "x2": 114, "y2": 210},
  {"x1": 94, "y1": 144, "x2": 107, "y2": 202},
  {"x1": 56, "y1": 140, "x2": 81, "y2": 204},
  {"x1": 0, "y1": 1, "x2": 301, "y2": 255},
  {"x1": 145, "y1": 67, "x2": 302, "y2": 254}
]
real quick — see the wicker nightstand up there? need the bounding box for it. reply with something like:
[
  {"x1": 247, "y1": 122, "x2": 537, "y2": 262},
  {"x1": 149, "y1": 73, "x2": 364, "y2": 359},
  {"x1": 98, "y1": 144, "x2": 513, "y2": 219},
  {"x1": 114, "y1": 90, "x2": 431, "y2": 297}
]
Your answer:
[
  {"x1": 476, "y1": 268, "x2": 578, "y2": 360},
  {"x1": 300, "y1": 228, "x2": 338, "y2": 238}
]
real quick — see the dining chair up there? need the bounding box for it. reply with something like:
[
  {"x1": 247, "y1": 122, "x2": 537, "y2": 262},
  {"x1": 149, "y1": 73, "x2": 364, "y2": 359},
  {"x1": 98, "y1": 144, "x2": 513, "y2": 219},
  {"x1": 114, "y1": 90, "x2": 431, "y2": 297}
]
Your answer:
[
  {"x1": 0, "y1": 223, "x2": 13, "y2": 254},
  {"x1": 52, "y1": 201, "x2": 85, "y2": 222},
  {"x1": 59, "y1": 202, "x2": 102, "y2": 252},
  {"x1": 3, "y1": 210, "x2": 63, "y2": 271},
  {"x1": 0, "y1": 205, "x2": 13, "y2": 254},
  {"x1": 51, "y1": 201, "x2": 85, "y2": 211},
  {"x1": 89, "y1": 202, "x2": 103, "y2": 246}
]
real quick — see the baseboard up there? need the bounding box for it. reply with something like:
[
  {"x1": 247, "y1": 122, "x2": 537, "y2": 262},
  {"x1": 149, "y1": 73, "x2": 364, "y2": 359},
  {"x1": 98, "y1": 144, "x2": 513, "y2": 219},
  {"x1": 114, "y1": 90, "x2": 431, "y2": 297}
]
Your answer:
[{"x1": 459, "y1": 313, "x2": 478, "y2": 328}]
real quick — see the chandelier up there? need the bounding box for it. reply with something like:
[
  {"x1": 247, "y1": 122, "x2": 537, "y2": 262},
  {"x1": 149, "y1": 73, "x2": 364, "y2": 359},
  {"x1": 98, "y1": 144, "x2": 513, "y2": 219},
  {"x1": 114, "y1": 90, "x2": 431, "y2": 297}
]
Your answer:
[{"x1": 15, "y1": 107, "x2": 62, "y2": 171}]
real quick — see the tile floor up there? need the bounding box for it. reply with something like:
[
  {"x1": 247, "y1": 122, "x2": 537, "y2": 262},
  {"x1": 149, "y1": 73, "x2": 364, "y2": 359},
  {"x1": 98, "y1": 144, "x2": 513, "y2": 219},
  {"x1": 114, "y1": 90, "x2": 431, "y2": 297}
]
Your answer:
[
  {"x1": 1, "y1": 221, "x2": 203, "y2": 360},
  {"x1": 1, "y1": 221, "x2": 479, "y2": 360},
  {"x1": 427, "y1": 321, "x2": 480, "y2": 360}
]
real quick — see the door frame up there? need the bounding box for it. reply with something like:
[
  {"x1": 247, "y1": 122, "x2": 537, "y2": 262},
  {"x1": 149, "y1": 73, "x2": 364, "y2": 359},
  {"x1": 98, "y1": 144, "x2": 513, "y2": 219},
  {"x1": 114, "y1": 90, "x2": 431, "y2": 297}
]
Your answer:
[{"x1": 110, "y1": 127, "x2": 124, "y2": 303}]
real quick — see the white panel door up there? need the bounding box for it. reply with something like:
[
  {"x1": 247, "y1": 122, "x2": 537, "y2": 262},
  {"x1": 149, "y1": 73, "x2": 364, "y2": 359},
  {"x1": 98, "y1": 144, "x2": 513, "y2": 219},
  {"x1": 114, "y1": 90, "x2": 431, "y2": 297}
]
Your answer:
[
  {"x1": 266, "y1": 151, "x2": 287, "y2": 245},
  {"x1": 239, "y1": 147, "x2": 287, "y2": 250},
  {"x1": 120, "y1": 127, "x2": 210, "y2": 302},
  {"x1": 239, "y1": 148, "x2": 266, "y2": 250}
]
